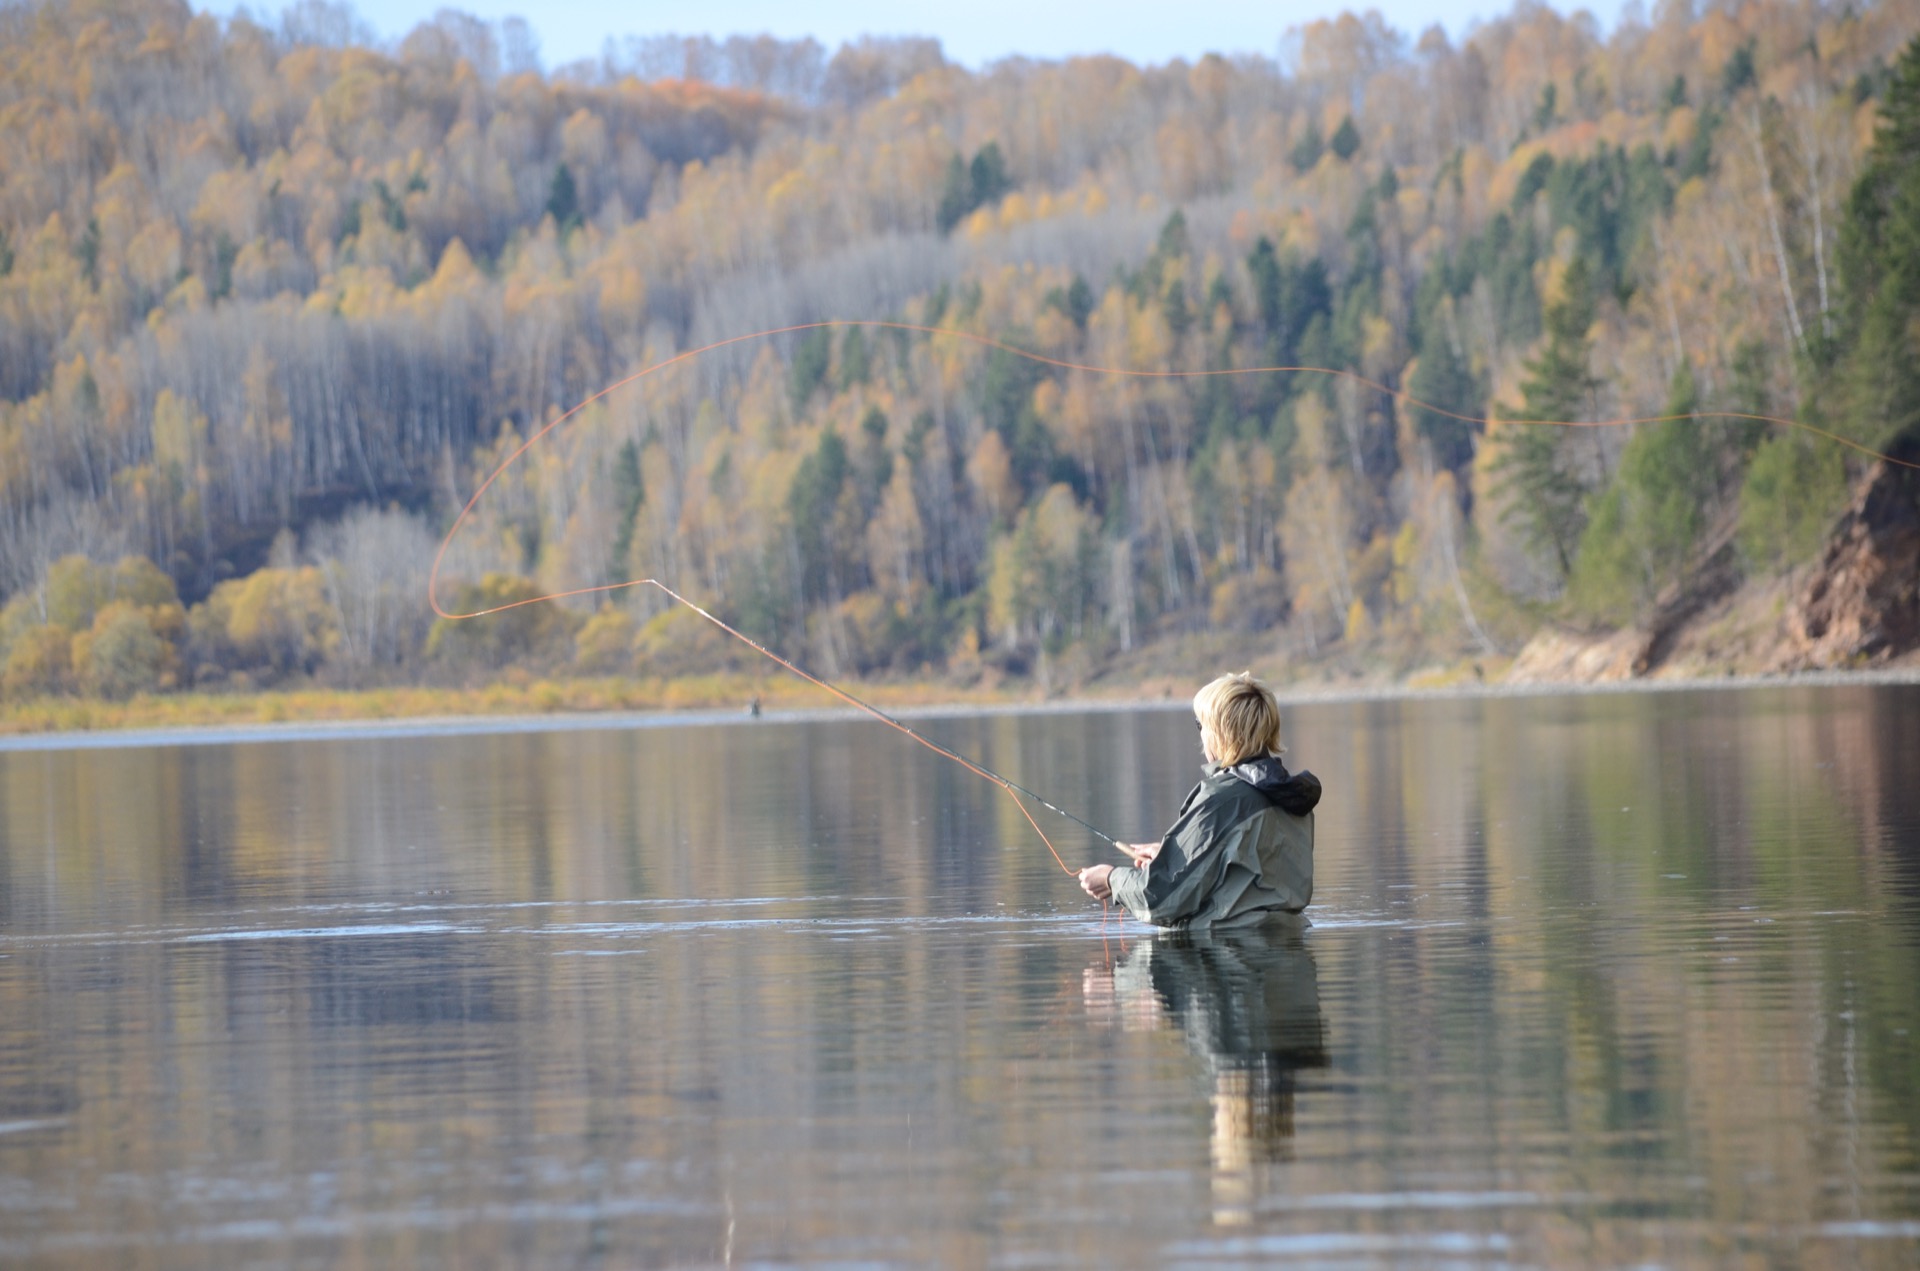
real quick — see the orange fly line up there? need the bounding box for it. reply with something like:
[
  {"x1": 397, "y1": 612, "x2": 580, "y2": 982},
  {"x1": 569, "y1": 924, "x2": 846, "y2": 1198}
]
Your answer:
[{"x1": 429, "y1": 319, "x2": 1920, "y2": 872}]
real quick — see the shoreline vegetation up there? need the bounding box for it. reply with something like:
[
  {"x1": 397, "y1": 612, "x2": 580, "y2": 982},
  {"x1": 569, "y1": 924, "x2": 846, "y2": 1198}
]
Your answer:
[
  {"x1": 6, "y1": 657, "x2": 1917, "y2": 746},
  {"x1": 0, "y1": 670, "x2": 1019, "y2": 737}
]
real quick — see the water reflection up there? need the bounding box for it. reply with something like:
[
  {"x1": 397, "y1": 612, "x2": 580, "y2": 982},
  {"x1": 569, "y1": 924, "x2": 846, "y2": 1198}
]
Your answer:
[
  {"x1": 2, "y1": 687, "x2": 1918, "y2": 1266},
  {"x1": 1086, "y1": 920, "x2": 1328, "y2": 1225}
]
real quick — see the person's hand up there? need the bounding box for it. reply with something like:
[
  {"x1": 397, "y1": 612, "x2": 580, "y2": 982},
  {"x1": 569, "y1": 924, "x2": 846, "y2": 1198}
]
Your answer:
[
  {"x1": 1118, "y1": 841, "x2": 1160, "y2": 866},
  {"x1": 1078, "y1": 864, "x2": 1114, "y2": 901}
]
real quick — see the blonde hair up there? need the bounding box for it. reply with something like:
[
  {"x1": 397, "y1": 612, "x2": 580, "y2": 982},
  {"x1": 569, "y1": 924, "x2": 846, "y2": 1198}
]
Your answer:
[{"x1": 1194, "y1": 672, "x2": 1283, "y2": 766}]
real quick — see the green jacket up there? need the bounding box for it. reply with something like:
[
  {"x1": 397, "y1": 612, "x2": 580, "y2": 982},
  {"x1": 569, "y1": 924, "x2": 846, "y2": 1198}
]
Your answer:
[{"x1": 1108, "y1": 757, "x2": 1319, "y2": 929}]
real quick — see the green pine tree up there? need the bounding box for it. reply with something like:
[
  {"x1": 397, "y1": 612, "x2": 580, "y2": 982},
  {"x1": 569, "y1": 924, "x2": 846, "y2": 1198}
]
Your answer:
[
  {"x1": 1737, "y1": 431, "x2": 1846, "y2": 569},
  {"x1": 607, "y1": 440, "x2": 645, "y2": 586},
  {"x1": 1832, "y1": 33, "x2": 1920, "y2": 449},
  {"x1": 838, "y1": 326, "x2": 871, "y2": 389},
  {"x1": 969, "y1": 141, "x2": 1012, "y2": 206},
  {"x1": 545, "y1": 164, "x2": 581, "y2": 233},
  {"x1": 1492, "y1": 258, "x2": 1602, "y2": 579},
  {"x1": 1064, "y1": 274, "x2": 1093, "y2": 329},
  {"x1": 1569, "y1": 363, "x2": 1713, "y2": 620},
  {"x1": 936, "y1": 154, "x2": 972, "y2": 233},
  {"x1": 788, "y1": 327, "x2": 832, "y2": 412},
  {"x1": 935, "y1": 142, "x2": 1014, "y2": 234},
  {"x1": 1289, "y1": 120, "x2": 1324, "y2": 172},
  {"x1": 787, "y1": 429, "x2": 849, "y2": 601},
  {"x1": 77, "y1": 217, "x2": 100, "y2": 289},
  {"x1": 855, "y1": 406, "x2": 892, "y2": 512},
  {"x1": 1406, "y1": 325, "x2": 1480, "y2": 471},
  {"x1": 1330, "y1": 116, "x2": 1361, "y2": 161}
]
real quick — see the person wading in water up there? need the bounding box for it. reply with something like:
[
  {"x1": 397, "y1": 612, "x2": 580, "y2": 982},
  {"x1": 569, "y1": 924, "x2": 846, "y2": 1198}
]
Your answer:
[{"x1": 1079, "y1": 672, "x2": 1320, "y2": 928}]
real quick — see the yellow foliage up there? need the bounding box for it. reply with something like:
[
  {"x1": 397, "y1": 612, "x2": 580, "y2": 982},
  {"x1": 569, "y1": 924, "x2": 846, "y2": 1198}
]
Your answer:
[
  {"x1": 0, "y1": 0, "x2": 1901, "y2": 705},
  {"x1": 866, "y1": 466, "x2": 924, "y2": 600},
  {"x1": 834, "y1": 590, "x2": 901, "y2": 672},
  {"x1": 1360, "y1": 313, "x2": 1398, "y2": 381},
  {"x1": 986, "y1": 484, "x2": 1098, "y2": 651},
  {"x1": 966, "y1": 431, "x2": 1017, "y2": 526},
  {"x1": 1125, "y1": 299, "x2": 1174, "y2": 369},
  {"x1": 1488, "y1": 141, "x2": 1550, "y2": 209},
  {"x1": 1343, "y1": 597, "x2": 1372, "y2": 645},
  {"x1": 164, "y1": 273, "x2": 208, "y2": 314},
  {"x1": 574, "y1": 606, "x2": 638, "y2": 674},
  {"x1": 191, "y1": 168, "x2": 259, "y2": 243},
  {"x1": 126, "y1": 219, "x2": 184, "y2": 298},
  {"x1": 32, "y1": 555, "x2": 180, "y2": 635},
  {"x1": 1352, "y1": 531, "x2": 1394, "y2": 605},
  {"x1": 210, "y1": 566, "x2": 339, "y2": 676},
  {"x1": 229, "y1": 238, "x2": 304, "y2": 298},
  {"x1": 424, "y1": 574, "x2": 574, "y2": 672},
  {"x1": 72, "y1": 601, "x2": 177, "y2": 699},
  {"x1": 1391, "y1": 520, "x2": 1421, "y2": 606},
  {"x1": 3, "y1": 625, "x2": 74, "y2": 697},
  {"x1": 632, "y1": 604, "x2": 745, "y2": 677},
  {"x1": 560, "y1": 108, "x2": 610, "y2": 168},
  {"x1": 150, "y1": 389, "x2": 206, "y2": 486},
  {"x1": 598, "y1": 262, "x2": 647, "y2": 332},
  {"x1": 1031, "y1": 378, "x2": 1063, "y2": 422}
]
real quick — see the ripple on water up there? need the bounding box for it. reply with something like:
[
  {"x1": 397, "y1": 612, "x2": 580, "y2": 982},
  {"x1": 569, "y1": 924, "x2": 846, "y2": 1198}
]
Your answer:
[{"x1": 2, "y1": 689, "x2": 1918, "y2": 1267}]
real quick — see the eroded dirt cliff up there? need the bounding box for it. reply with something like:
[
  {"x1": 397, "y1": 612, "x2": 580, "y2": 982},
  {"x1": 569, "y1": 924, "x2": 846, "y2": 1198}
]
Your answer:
[
  {"x1": 1771, "y1": 435, "x2": 1920, "y2": 670},
  {"x1": 1506, "y1": 435, "x2": 1920, "y2": 684}
]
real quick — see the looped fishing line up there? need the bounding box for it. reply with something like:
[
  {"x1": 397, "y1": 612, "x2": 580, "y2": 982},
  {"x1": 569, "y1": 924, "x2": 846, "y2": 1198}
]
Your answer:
[{"x1": 430, "y1": 319, "x2": 1920, "y2": 870}]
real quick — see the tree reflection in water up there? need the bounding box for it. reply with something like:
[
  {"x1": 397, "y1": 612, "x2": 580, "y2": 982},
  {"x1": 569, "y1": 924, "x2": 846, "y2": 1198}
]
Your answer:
[{"x1": 1083, "y1": 918, "x2": 1328, "y2": 1225}]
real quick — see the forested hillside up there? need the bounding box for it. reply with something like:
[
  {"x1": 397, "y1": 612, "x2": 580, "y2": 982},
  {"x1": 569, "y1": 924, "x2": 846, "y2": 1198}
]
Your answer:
[{"x1": 3, "y1": 0, "x2": 1919, "y2": 702}]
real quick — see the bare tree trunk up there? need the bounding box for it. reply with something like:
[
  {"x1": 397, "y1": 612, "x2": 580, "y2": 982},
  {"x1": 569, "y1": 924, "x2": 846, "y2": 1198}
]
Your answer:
[
  {"x1": 1792, "y1": 83, "x2": 1834, "y2": 341},
  {"x1": 1747, "y1": 104, "x2": 1806, "y2": 354},
  {"x1": 1108, "y1": 538, "x2": 1133, "y2": 652}
]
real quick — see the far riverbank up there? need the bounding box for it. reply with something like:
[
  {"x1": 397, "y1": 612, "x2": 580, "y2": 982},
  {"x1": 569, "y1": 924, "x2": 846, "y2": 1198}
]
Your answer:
[{"x1": 5, "y1": 665, "x2": 1917, "y2": 752}]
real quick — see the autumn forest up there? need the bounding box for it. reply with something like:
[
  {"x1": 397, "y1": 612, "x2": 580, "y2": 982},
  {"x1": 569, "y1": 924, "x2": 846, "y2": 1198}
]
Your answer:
[{"x1": 3, "y1": 0, "x2": 1920, "y2": 708}]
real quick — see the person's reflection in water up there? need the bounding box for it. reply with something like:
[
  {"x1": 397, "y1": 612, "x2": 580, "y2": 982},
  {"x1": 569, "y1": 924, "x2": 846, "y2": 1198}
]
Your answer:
[{"x1": 1083, "y1": 918, "x2": 1328, "y2": 1226}]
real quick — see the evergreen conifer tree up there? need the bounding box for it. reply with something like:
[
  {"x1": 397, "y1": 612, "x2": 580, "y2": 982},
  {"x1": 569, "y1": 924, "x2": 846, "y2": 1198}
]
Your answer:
[
  {"x1": 545, "y1": 164, "x2": 581, "y2": 232},
  {"x1": 1492, "y1": 258, "x2": 1601, "y2": 579},
  {"x1": 1289, "y1": 120, "x2": 1324, "y2": 171},
  {"x1": 838, "y1": 326, "x2": 871, "y2": 389},
  {"x1": 1406, "y1": 333, "x2": 1479, "y2": 471},
  {"x1": 788, "y1": 430, "x2": 850, "y2": 602},
  {"x1": 1064, "y1": 275, "x2": 1093, "y2": 329},
  {"x1": 969, "y1": 142, "x2": 1012, "y2": 206},
  {"x1": 788, "y1": 328, "x2": 833, "y2": 411},
  {"x1": 936, "y1": 154, "x2": 972, "y2": 233},
  {"x1": 1834, "y1": 34, "x2": 1920, "y2": 449},
  {"x1": 1330, "y1": 116, "x2": 1362, "y2": 161},
  {"x1": 607, "y1": 440, "x2": 644, "y2": 585},
  {"x1": 1569, "y1": 363, "x2": 1713, "y2": 619}
]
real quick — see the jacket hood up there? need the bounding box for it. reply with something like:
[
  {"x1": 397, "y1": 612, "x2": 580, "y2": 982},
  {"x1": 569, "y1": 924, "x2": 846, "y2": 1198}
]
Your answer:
[
  {"x1": 1220, "y1": 755, "x2": 1289, "y2": 789},
  {"x1": 1215, "y1": 755, "x2": 1322, "y2": 816}
]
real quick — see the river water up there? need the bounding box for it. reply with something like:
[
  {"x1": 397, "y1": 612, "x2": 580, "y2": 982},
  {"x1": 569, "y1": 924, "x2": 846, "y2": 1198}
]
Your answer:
[{"x1": 1, "y1": 686, "x2": 1917, "y2": 1268}]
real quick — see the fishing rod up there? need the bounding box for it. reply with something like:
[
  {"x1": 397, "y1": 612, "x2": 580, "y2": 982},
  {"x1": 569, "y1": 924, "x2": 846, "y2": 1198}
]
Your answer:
[
  {"x1": 436, "y1": 574, "x2": 1118, "y2": 873},
  {"x1": 429, "y1": 318, "x2": 1920, "y2": 870}
]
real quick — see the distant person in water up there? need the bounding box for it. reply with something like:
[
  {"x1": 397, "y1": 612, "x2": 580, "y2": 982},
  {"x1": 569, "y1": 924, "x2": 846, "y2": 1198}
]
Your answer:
[{"x1": 1079, "y1": 672, "x2": 1320, "y2": 928}]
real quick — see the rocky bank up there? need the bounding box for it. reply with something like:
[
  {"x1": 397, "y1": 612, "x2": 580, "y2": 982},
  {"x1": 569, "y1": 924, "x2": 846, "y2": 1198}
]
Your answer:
[{"x1": 1507, "y1": 435, "x2": 1920, "y2": 684}]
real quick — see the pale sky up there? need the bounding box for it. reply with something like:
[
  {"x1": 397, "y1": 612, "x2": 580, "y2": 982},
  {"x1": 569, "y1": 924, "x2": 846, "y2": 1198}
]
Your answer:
[{"x1": 207, "y1": 1, "x2": 1633, "y2": 71}]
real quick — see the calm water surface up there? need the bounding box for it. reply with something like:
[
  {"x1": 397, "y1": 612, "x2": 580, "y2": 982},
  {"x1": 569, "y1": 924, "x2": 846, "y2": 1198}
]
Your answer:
[{"x1": 2, "y1": 687, "x2": 1918, "y2": 1268}]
